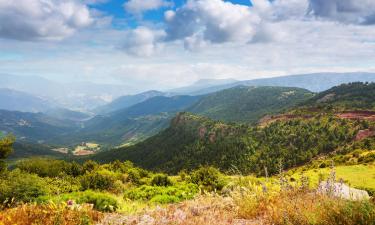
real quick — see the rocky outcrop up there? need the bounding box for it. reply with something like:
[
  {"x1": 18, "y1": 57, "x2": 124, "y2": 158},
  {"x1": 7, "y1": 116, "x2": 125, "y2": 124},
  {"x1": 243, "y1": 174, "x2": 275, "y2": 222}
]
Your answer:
[{"x1": 318, "y1": 181, "x2": 370, "y2": 201}]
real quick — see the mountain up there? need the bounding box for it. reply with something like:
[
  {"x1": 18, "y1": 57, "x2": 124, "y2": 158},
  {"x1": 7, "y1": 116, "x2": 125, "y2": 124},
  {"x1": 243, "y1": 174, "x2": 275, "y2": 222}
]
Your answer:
[
  {"x1": 66, "y1": 95, "x2": 202, "y2": 146},
  {"x1": 300, "y1": 82, "x2": 375, "y2": 110},
  {"x1": 188, "y1": 86, "x2": 313, "y2": 123},
  {"x1": 0, "y1": 110, "x2": 78, "y2": 144},
  {"x1": 95, "y1": 90, "x2": 166, "y2": 114},
  {"x1": 0, "y1": 74, "x2": 131, "y2": 111},
  {"x1": 182, "y1": 72, "x2": 375, "y2": 96},
  {"x1": 239, "y1": 72, "x2": 375, "y2": 93},
  {"x1": 92, "y1": 82, "x2": 375, "y2": 174},
  {"x1": 0, "y1": 88, "x2": 54, "y2": 112},
  {"x1": 44, "y1": 108, "x2": 91, "y2": 122},
  {"x1": 169, "y1": 79, "x2": 238, "y2": 95}
]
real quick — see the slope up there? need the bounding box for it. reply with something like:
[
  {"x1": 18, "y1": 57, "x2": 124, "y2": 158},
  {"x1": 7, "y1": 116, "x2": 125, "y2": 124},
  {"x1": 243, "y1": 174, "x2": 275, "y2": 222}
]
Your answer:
[
  {"x1": 0, "y1": 88, "x2": 54, "y2": 112},
  {"x1": 188, "y1": 86, "x2": 313, "y2": 123},
  {"x1": 95, "y1": 90, "x2": 166, "y2": 114}
]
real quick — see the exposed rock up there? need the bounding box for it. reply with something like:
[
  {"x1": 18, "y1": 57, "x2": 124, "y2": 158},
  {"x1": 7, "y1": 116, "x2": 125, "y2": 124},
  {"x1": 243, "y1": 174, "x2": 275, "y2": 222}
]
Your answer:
[{"x1": 318, "y1": 181, "x2": 370, "y2": 201}]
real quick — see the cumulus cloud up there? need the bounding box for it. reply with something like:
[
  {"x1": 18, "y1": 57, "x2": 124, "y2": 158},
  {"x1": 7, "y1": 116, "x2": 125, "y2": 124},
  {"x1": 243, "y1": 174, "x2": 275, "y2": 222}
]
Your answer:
[
  {"x1": 308, "y1": 0, "x2": 375, "y2": 25},
  {"x1": 122, "y1": 27, "x2": 166, "y2": 57},
  {"x1": 124, "y1": 0, "x2": 172, "y2": 15},
  {"x1": 164, "y1": 0, "x2": 260, "y2": 48},
  {"x1": 0, "y1": 0, "x2": 93, "y2": 41}
]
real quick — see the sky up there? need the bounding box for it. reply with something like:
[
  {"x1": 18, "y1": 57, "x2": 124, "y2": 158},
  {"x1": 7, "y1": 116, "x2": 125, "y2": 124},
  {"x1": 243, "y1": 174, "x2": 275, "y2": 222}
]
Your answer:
[{"x1": 1, "y1": 0, "x2": 375, "y2": 92}]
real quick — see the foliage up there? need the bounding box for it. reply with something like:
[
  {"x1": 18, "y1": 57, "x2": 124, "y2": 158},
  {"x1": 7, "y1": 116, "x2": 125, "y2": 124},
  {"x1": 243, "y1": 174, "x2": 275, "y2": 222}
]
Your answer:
[
  {"x1": 94, "y1": 112, "x2": 364, "y2": 175},
  {"x1": 17, "y1": 158, "x2": 71, "y2": 177},
  {"x1": 0, "y1": 169, "x2": 49, "y2": 204},
  {"x1": 0, "y1": 135, "x2": 15, "y2": 172},
  {"x1": 190, "y1": 166, "x2": 227, "y2": 192},
  {"x1": 302, "y1": 82, "x2": 375, "y2": 110},
  {"x1": 188, "y1": 86, "x2": 313, "y2": 123},
  {"x1": 80, "y1": 170, "x2": 116, "y2": 191},
  {"x1": 40, "y1": 190, "x2": 119, "y2": 212},
  {"x1": 124, "y1": 183, "x2": 199, "y2": 204},
  {"x1": 151, "y1": 174, "x2": 173, "y2": 186}
]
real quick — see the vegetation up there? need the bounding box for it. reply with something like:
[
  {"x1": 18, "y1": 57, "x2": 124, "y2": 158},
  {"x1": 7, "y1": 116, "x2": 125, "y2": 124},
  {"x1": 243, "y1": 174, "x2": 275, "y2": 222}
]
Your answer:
[
  {"x1": 1, "y1": 82, "x2": 375, "y2": 224},
  {"x1": 188, "y1": 86, "x2": 313, "y2": 123}
]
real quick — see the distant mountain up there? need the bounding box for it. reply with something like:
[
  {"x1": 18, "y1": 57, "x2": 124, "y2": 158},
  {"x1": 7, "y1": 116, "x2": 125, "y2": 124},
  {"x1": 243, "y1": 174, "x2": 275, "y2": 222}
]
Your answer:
[
  {"x1": 189, "y1": 86, "x2": 313, "y2": 123},
  {"x1": 110, "y1": 95, "x2": 201, "y2": 118},
  {"x1": 44, "y1": 108, "x2": 91, "y2": 122},
  {"x1": 96, "y1": 90, "x2": 166, "y2": 114},
  {"x1": 0, "y1": 74, "x2": 132, "y2": 110},
  {"x1": 0, "y1": 110, "x2": 78, "y2": 144},
  {"x1": 0, "y1": 88, "x2": 54, "y2": 112},
  {"x1": 182, "y1": 72, "x2": 375, "y2": 96},
  {"x1": 68, "y1": 95, "x2": 202, "y2": 146},
  {"x1": 239, "y1": 73, "x2": 375, "y2": 93},
  {"x1": 169, "y1": 78, "x2": 238, "y2": 95}
]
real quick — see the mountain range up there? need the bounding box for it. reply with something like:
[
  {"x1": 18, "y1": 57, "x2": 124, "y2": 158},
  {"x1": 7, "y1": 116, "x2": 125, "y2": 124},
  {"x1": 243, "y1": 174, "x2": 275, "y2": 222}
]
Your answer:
[
  {"x1": 1, "y1": 72, "x2": 375, "y2": 159},
  {"x1": 92, "y1": 82, "x2": 375, "y2": 174}
]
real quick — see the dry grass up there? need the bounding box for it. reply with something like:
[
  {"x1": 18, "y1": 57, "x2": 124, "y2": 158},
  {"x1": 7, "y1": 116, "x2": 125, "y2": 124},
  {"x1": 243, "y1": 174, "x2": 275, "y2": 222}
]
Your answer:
[
  {"x1": 236, "y1": 188, "x2": 375, "y2": 225},
  {"x1": 0, "y1": 203, "x2": 103, "y2": 225},
  {"x1": 99, "y1": 194, "x2": 258, "y2": 225}
]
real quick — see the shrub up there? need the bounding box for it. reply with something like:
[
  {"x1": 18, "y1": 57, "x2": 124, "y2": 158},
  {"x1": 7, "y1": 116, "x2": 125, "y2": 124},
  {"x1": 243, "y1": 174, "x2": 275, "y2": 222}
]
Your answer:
[
  {"x1": 151, "y1": 174, "x2": 173, "y2": 187},
  {"x1": 190, "y1": 166, "x2": 227, "y2": 192},
  {"x1": 124, "y1": 183, "x2": 199, "y2": 204},
  {"x1": 39, "y1": 190, "x2": 119, "y2": 212},
  {"x1": 80, "y1": 171, "x2": 116, "y2": 191},
  {"x1": 0, "y1": 169, "x2": 49, "y2": 204},
  {"x1": 16, "y1": 158, "x2": 71, "y2": 177},
  {"x1": 82, "y1": 160, "x2": 99, "y2": 173},
  {"x1": 127, "y1": 168, "x2": 149, "y2": 185},
  {"x1": 46, "y1": 176, "x2": 81, "y2": 195}
]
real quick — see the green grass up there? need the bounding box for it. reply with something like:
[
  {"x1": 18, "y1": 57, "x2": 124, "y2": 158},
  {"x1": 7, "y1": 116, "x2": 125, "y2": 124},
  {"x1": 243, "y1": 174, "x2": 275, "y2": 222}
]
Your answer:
[{"x1": 292, "y1": 163, "x2": 375, "y2": 191}]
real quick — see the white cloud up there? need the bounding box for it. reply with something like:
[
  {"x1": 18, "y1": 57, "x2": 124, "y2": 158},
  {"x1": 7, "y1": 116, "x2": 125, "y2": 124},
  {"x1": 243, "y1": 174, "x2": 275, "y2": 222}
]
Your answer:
[
  {"x1": 165, "y1": 0, "x2": 260, "y2": 48},
  {"x1": 0, "y1": 0, "x2": 93, "y2": 41},
  {"x1": 124, "y1": 0, "x2": 172, "y2": 15},
  {"x1": 307, "y1": 0, "x2": 375, "y2": 25},
  {"x1": 122, "y1": 27, "x2": 166, "y2": 57}
]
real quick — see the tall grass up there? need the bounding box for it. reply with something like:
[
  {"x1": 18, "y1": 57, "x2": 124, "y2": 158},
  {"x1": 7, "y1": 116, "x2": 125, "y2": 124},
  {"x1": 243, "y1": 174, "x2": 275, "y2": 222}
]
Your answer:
[{"x1": 0, "y1": 203, "x2": 102, "y2": 225}]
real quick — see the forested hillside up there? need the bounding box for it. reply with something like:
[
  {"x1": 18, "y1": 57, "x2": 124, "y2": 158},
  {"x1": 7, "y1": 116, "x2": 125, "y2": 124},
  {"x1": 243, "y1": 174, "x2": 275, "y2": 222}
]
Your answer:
[
  {"x1": 301, "y1": 82, "x2": 375, "y2": 110},
  {"x1": 189, "y1": 86, "x2": 313, "y2": 123},
  {"x1": 93, "y1": 83, "x2": 375, "y2": 175}
]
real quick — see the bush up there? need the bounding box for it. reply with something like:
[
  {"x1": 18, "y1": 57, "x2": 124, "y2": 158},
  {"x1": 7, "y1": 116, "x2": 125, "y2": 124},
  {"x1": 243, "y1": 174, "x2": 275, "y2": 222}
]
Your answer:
[
  {"x1": 190, "y1": 166, "x2": 226, "y2": 192},
  {"x1": 16, "y1": 158, "x2": 71, "y2": 177},
  {"x1": 39, "y1": 190, "x2": 119, "y2": 212},
  {"x1": 80, "y1": 171, "x2": 116, "y2": 191},
  {"x1": 127, "y1": 168, "x2": 149, "y2": 185},
  {"x1": 46, "y1": 176, "x2": 81, "y2": 195},
  {"x1": 124, "y1": 183, "x2": 199, "y2": 204},
  {"x1": 151, "y1": 174, "x2": 172, "y2": 187},
  {"x1": 0, "y1": 169, "x2": 49, "y2": 204}
]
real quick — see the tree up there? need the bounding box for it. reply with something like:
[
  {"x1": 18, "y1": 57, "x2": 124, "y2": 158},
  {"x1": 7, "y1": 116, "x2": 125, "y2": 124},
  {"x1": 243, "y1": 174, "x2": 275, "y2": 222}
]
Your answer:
[{"x1": 0, "y1": 135, "x2": 15, "y2": 172}]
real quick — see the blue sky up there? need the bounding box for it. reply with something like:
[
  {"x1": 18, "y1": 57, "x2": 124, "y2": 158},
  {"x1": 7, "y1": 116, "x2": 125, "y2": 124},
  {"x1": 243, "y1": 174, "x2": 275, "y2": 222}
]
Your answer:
[{"x1": 0, "y1": 0, "x2": 375, "y2": 93}]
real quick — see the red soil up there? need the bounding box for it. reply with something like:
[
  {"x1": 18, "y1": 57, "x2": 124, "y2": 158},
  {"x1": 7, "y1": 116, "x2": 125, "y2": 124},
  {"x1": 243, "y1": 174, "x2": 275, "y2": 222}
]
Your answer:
[
  {"x1": 336, "y1": 111, "x2": 375, "y2": 121},
  {"x1": 355, "y1": 129, "x2": 375, "y2": 141}
]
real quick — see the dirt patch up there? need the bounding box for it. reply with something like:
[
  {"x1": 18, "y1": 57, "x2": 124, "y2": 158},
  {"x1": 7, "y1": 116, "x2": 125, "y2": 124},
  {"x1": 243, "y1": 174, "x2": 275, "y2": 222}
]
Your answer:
[
  {"x1": 336, "y1": 111, "x2": 375, "y2": 121},
  {"x1": 355, "y1": 129, "x2": 375, "y2": 141},
  {"x1": 259, "y1": 114, "x2": 313, "y2": 127}
]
